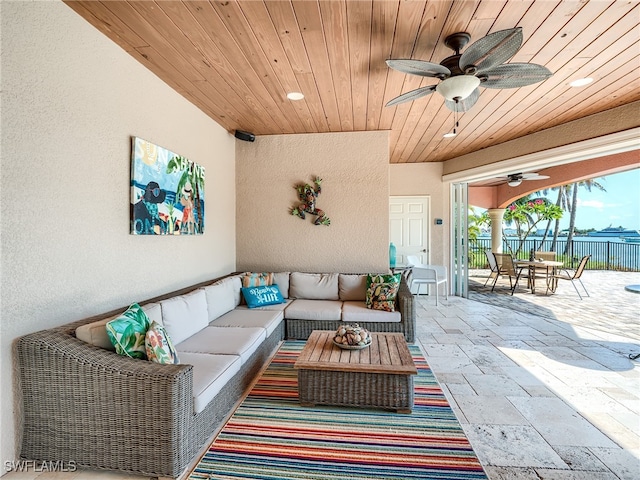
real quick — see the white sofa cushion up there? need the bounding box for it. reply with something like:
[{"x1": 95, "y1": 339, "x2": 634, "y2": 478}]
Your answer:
[
  {"x1": 289, "y1": 272, "x2": 339, "y2": 300},
  {"x1": 75, "y1": 302, "x2": 162, "y2": 350},
  {"x1": 235, "y1": 299, "x2": 293, "y2": 312},
  {"x1": 176, "y1": 326, "x2": 266, "y2": 363},
  {"x1": 142, "y1": 302, "x2": 164, "y2": 326},
  {"x1": 339, "y1": 274, "x2": 367, "y2": 301},
  {"x1": 273, "y1": 272, "x2": 290, "y2": 298},
  {"x1": 201, "y1": 276, "x2": 241, "y2": 322},
  {"x1": 210, "y1": 309, "x2": 283, "y2": 337},
  {"x1": 342, "y1": 301, "x2": 401, "y2": 323},
  {"x1": 160, "y1": 290, "x2": 209, "y2": 345},
  {"x1": 178, "y1": 352, "x2": 241, "y2": 414},
  {"x1": 284, "y1": 299, "x2": 342, "y2": 321}
]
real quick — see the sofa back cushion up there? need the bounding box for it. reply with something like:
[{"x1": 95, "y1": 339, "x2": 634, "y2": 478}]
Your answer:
[
  {"x1": 160, "y1": 289, "x2": 209, "y2": 345},
  {"x1": 289, "y1": 272, "x2": 339, "y2": 300},
  {"x1": 339, "y1": 274, "x2": 367, "y2": 301},
  {"x1": 273, "y1": 272, "x2": 290, "y2": 298},
  {"x1": 75, "y1": 302, "x2": 163, "y2": 350},
  {"x1": 201, "y1": 275, "x2": 241, "y2": 322}
]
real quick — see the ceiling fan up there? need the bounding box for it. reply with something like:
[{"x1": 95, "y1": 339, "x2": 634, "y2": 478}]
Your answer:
[
  {"x1": 503, "y1": 172, "x2": 550, "y2": 187},
  {"x1": 385, "y1": 27, "x2": 552, "y2": 112}
]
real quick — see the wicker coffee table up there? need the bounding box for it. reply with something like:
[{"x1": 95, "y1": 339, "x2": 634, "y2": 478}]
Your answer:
[{"x1": 294, "y1": 330, "x2": 417, "y2": 413}]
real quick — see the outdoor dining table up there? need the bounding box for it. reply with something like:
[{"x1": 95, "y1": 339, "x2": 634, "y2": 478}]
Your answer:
[{"x1": 514, "y1": 259, "x2": 564, "y2": 294}]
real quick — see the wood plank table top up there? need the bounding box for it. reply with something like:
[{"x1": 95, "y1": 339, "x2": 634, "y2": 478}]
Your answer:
[{"x1": 294, "y1": 330, "x2": 417, "y2": 375}]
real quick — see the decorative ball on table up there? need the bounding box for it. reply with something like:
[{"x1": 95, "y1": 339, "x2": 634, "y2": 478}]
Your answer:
[{"x1": 333, "y1": 324, "x2": 372, "y2": 349}]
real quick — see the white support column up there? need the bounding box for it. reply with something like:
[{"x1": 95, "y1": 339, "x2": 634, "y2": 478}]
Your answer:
[{"x1": 488, "y1": 208, "x2": 505, "y2": 253}]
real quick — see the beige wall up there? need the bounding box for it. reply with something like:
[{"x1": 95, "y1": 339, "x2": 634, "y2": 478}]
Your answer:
[
  {"x1": 236, "y1": 131, "x2": 390, "y2": 273},
  {"x1": 389, "y1": 163, "x2": 449, "y2": 268},
  {"x1": 1, "y1": 1, "x2": 236, "y2": 467}
]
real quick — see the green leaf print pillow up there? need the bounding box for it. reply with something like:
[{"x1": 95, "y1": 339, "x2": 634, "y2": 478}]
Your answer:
[{"x1": 106, "y1": 303, "x2": 151, "y2": 359}]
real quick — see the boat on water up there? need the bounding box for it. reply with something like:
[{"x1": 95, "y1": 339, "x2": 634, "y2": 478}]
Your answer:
[{"x1": 588, "y1": 227, "x2": 640, "y2": 238}]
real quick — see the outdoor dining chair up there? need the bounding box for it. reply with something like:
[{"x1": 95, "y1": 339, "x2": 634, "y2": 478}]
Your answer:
[
  {"x1": 405, "y1": 255, "x2": 448, "y2": 305},
  {"x1": 484, "y1": 250, "x2": 499, "y2": 286},
  {"x1": 551, "y1": 254, "x2": 591, "y2": 300},
  {"x1": 491, "y1": 253, "x2": 527, "y2": 295}
]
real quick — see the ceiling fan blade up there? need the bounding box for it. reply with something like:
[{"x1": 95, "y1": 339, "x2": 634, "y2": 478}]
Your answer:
[
  {"x1": 444, "y1": 87, "x2": 480, "y2": 112},
  {"x1": 385, "y1": 85, "x2": 437, "y2": 107},
  {"x1": 459, "y1": 27, "x2": 523, "y2": 75},
  {"x1": 480, "y1": 63, "x2": 552, "y2": 88},
  {"x1": 521, "y1": 173, "x2": 550, "y2": 180},
  {"x1": 385, "y1": 59, "x2": 451, "y2": 78}
]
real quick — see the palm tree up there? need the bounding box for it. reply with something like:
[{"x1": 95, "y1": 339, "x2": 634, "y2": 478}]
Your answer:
[
  {"x1": 550, "y1": 185, "x2": 571, "y2": 251},
  {"x1": 538, "y1": 186, "x2": 562, "y2": 249},
  {"x1": 563, "y1": 179, "x2": 606, "y2": 255}
]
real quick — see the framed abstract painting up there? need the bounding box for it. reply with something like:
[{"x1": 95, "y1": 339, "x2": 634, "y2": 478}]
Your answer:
[{"x1": 130, "y1": 137, "x2": 205, "y2": 235}]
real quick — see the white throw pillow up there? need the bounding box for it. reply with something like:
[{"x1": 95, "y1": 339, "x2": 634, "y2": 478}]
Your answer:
[{"x1": 160, "y1": 289, "x2": 209, "y2": 345}]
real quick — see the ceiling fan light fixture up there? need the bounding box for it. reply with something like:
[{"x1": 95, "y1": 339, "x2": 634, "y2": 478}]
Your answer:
[
  {"x1": 436, "y1": 75, "x2": 480, "y2": 101},
  {"x1": 507, "y1": 179, "x2": 522, "y2": 187}
]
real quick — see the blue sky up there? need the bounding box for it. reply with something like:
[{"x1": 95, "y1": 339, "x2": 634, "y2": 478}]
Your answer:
[{"x1": 537, "y1": 169, "x2": 640, "y2": 231}]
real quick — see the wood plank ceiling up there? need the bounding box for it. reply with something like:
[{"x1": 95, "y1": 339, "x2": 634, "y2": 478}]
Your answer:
[{"x1": 65, "y1": 0, "x2": 640, "y2": 164}]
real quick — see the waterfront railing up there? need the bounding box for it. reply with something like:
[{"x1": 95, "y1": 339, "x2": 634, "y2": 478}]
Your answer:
[{"x1": 470, "y1": 238, "x2": 640, "y2": 272}]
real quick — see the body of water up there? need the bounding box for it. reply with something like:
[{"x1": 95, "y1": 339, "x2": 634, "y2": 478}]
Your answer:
[{"x1": 473, "y1": 236, "x2": 640, "y2": 271}]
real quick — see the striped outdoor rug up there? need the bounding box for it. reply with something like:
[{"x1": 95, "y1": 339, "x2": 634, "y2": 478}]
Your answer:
[{"x1": 189, "y1": 341, "x2": 486, "y2": 480}]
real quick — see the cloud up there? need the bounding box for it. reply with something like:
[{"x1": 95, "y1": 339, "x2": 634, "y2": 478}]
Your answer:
[{"x1": 577, "y1": 199, "x2": 605, "y2": 209}]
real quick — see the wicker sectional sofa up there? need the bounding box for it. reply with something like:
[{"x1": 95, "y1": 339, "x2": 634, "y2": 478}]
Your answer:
[{"x1": 16, "y1": 271, "x2": 414, "y2": 479}]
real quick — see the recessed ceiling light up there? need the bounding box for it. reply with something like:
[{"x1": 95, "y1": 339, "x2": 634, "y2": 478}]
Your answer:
[
  {"x1": 286, "y1": 92, "x2": 304, "y2": 100},
  {"x1": 569, "y1": 77, "x2": 593, "y2": 88}
]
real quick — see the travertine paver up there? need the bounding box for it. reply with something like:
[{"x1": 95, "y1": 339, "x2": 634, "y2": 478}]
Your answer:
[{"x1": 417, "y1": 270, "x2": 640, "y2": 480}]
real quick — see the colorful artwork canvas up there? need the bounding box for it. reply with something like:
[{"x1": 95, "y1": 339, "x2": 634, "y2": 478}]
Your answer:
[{"x1": 130, "y1": 137, "x2": 205, "y2": 235}]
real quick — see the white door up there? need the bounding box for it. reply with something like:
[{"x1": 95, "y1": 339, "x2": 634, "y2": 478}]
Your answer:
[{"x1": 389, "y1": 196, "x2": 430, "y2": 267}]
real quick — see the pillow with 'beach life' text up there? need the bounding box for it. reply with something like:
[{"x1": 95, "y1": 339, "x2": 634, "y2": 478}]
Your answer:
[{"x1": 241, "y1": 284, "x2": 285, "y2": 308}]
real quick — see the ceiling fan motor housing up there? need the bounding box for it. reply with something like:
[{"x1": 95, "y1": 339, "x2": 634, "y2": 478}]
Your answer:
[{"x1": 444, "y1": 32, "x2": 471, "y2": 54}]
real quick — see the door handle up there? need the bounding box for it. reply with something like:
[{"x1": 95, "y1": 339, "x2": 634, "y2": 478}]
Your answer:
[{"x1": 420, "y1": 249, "x2": 427, "y2": 253}]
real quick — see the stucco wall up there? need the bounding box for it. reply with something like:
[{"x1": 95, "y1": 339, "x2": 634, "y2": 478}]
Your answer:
[
  {"x1": 1, "y1": 1, "x2": 235, "y2": 468},
  {"x1": 389, "y1": 163, "x2": 449, "y2": 267},
  {"x1": 236, "y1": 131, "x2": 389, "y2": 273}
]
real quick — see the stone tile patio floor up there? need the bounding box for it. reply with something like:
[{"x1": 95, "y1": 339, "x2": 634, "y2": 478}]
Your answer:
[
  {"x1": 415, "y1": 269, "x2": 640, "y2": 479},
  {"x1": 5, "y1": 270, "x2": 639, "y2": 479}
]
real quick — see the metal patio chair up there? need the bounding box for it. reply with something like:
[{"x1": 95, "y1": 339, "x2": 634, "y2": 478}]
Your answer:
[
  {"x1": 491, "y1": 253, "x2": 526, "y2": 295},
  {"x1": 551, "y1": 255, "x2": 591, "y2": 300},
  {"x1": 484, "y1": 250, "x2": 499, "y2": 286}
]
